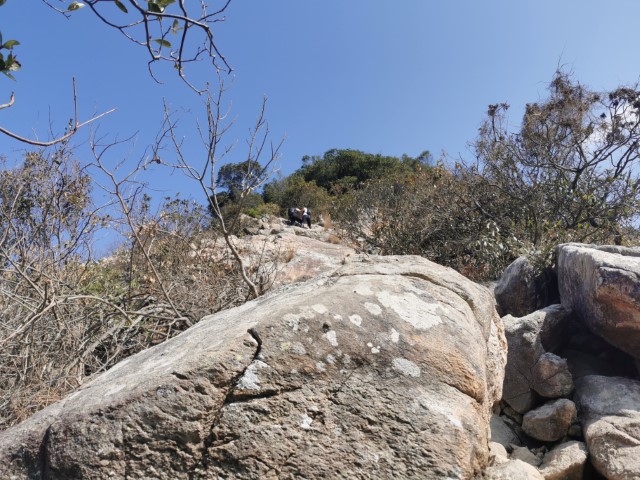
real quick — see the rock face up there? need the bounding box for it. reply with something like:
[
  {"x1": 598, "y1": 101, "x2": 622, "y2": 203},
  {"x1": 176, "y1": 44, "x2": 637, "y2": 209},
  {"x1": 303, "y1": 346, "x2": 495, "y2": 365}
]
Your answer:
[
  {"x1": 574, "y1": 375, "x2": 640, "y2": 480},
  {"x1": 494, "y1": 256, "x2": 542, "y2": 317},
  {"x1": 0, "y1": 255, "x2": 506, "y2": 480},
  {"x1": 557, "y1": 243, "x2": 640, "y2": 359},
  {"x1": 483, "y1": 459, "x2": 545, "y2": 480},
  {"x1": 532, "y1": 352, "x2": 573, "y2": 399},
  {"x1": 501, "y1": 306, "x2": 573, "y2": 413},
  {"x1": 490, "y1": 413, "x2": 522, "y2": 447},
  {"x1": 538, "y1": 441, "x2": 588, "y2": 480},
  {"x1": 494, "y1": 256, "x2": 559, "y2": 318},
  {"x1": 521, "y1": 399, "x2": 576, "y2": 442}
]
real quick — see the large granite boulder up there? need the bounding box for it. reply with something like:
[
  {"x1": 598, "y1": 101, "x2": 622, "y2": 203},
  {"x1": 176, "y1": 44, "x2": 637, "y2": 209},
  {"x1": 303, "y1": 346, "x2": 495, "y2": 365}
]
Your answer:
[
  {"x1": 521, "y1": 399, "x2": 577, "y2": 442},
  {"x1": 494, "y1": 257, "x2": 540, "y2": 317},
  {"x1": 502, "y1": 306, "x2": 573, "y2": 413},
  {"x1": 557, "y1": 243, "x2": 640, "y2": 359},
  {"x1": 538, "y1": 441, "x2": 588, "y2": 480},
  {"x1": 574, "y1": 375, "x2": 640, "y2": 480},
  {"x1": 483, "y1": 459, "x2": 545, "y2": 480},
  {"x1": 494, "y1": 256, "x2": 559, "y2": 318},
  {"x1": 0, "y1": 255, "x2": 506, "y2": 479}
]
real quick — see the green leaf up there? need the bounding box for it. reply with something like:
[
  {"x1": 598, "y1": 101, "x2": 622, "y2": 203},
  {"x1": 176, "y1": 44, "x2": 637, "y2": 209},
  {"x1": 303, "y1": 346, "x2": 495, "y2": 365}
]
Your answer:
[
  {"x1": 68, "y1": 1, "x2": 85, "y2": 11},
  {"x1": 171, "y1": 19, "x2": 180, "y2": 34},
  {"x1": 2, "y1": 71, "x2": 16, "y2": 81},
  {"x1": 153, "y1": 38, "x2": 172, "y2": 48},
  {"x1": 155, "y1": 0, "x2": 176, "y2": 9},
  {"x1": 6, "y1": 54, "x2": 20, "y2": 71},
  {"x1": 0, "y1": 0, "x2": 6, "y2": 6},
  {"x1": 114, "y1": 0, "x2": 128, "y2": 13},
  {"x1": 2, "y1": 40, "x2": 19, "y2": 49},
  {"x1": 148, "y1": 0, "x2": 175, "y2": 13}
]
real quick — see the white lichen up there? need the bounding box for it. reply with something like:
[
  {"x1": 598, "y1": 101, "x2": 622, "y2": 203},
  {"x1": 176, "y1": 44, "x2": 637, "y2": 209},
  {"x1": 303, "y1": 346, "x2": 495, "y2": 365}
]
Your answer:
[
  {"x1": 390, "y1": 328, "x2": 400, "y2": 343},
  {"x1": 237, "y1": 360, "x2": 269, "y2": 390},
  {"x1": 392, "y1": 358, "x2": 421, "y2": 377},
  {"x1": 376, "y1": 291, "x2": 444, "y2": 330},
  {"x1": 364, "y1": 302, "x2": 382, "y2": 315},
  {"x1": 349, "y1": 314, "x2": 363, "y2": 327},
  {"x1": 353, "y1": 284, "x2": 374, "y2": 296},
  {"x1": 312, "y1": 304, "x2": 328, "y2": 314},
  {"x1": 300, "y1": 414, "x2": 313, "y2": 430},
  {"x1": 284, "y1": 313, "x2": 300, "y2": 331},
  {"x1": 325, "y1": 330, "x2": 339, "y2": 346},
  {"x1": 290, "y1": 342, "x2": 307, "y2": 355}
]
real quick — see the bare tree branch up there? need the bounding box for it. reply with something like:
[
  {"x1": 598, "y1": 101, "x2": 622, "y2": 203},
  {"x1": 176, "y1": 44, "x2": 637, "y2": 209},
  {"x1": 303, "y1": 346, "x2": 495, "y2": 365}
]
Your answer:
[{"x1": 0, "y1": 78, "x2": 115, "y2": 146}]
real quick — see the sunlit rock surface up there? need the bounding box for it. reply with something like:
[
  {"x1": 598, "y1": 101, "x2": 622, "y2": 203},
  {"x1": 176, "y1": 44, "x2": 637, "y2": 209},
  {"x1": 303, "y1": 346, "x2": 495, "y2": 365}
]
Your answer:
[{"x1": 0, "y1": 255, "x2": 506, "y2": 479}]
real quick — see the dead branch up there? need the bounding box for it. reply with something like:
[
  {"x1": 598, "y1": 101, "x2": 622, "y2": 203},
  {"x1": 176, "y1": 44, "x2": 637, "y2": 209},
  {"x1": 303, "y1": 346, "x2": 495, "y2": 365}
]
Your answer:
[{"x1": 0, "y1": 78, "x2": 115, "y2": 147}]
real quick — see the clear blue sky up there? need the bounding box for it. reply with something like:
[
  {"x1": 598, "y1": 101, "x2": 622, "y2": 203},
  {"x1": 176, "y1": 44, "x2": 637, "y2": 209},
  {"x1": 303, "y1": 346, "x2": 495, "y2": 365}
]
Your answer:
[{"x1": 1, "y1": 1, "x2": 640, "y2": 199}]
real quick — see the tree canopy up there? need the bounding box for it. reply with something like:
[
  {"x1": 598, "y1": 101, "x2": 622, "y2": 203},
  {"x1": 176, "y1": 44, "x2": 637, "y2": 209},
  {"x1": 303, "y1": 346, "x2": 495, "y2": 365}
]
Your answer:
[
  {"x1": 474, "y1": 71, "x2": 640, "y2": 247},
  {"x1": 297, "y1": 148, "x2": 431, "y2": 193}
]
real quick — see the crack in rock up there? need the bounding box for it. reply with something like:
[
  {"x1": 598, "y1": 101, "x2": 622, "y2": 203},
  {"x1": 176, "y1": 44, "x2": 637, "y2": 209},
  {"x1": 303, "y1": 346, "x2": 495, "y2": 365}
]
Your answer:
[{"x1": 187, "y1": 328, "x2": 262, "y2": 478}]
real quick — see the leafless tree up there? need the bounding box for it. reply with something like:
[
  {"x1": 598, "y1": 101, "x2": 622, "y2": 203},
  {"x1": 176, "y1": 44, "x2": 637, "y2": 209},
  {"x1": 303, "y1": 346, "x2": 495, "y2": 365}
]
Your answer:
[{"x1": 161, "y1": 75, "x2": 282, "y2": 298}]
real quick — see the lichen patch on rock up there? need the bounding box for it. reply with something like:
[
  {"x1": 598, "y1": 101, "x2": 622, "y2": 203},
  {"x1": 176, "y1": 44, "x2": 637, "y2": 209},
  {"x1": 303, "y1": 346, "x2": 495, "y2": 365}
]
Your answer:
[
  {"x1": 392, "y1": 357, "x2": 421, "y2": 377},
  {"x1": 312, "y1": 304, "x2": 328, "y2": 314},
  {"x1": 325, "y1": 330, "x2": 338, "y2": 346},
  {"x1": 364, "y1": 302, "x2": 382, "y2": 315},
  {"x1": 349, "y1": 314, "x2": 363, "y2": 326},
  {"x1": 237, "y1": 360, "x2": 268, "y2": 390},
  {"x1": 376, "y1": 290, "x2": 444, "y2": 330}
]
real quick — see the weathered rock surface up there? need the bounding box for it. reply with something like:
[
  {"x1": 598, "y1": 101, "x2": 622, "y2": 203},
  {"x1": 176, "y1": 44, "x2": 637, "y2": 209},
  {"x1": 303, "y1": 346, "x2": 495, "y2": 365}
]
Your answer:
[
  {"x1": 557, "y1": 243, "x2": 640, "y2": 359},
  {"x1": 510, "y1": 446, "x2": 542, "y2": 467},
  {"x1": 483, "y1": 459, "x2": 545, "y2": 479},
  {"x1": 538, "y1": 441, "x2": 588, "y2": 480},
  {"x1": 502, "y1": 306, "x2": 573, "y2": 413},
  {"x1": 532, "y1": 352, "x2": 573, "y2": 399},
  {"x1": 489, "y1": 442, "x2": 509, "y2": 465},
  {"x1": 574, "y1": 375, "x2": 640, "y2": 480},
  {"x1": 0, "y1": 255, "x2": 506, "y2": 479},
  {"x1": 522, "y1": 399, "x2": 576, "y2": 442},
  {"x1": 494, "y1": 256, "x2": 542, "y2": 317},
  {"x1": 490, "y1": 413, "x2": 522, "y2": 447}
]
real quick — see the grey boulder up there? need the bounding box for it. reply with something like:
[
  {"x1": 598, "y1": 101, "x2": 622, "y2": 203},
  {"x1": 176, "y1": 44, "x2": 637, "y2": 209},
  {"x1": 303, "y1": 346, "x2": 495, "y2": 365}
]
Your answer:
[
  {"x1": 0, "y1": 255, "x2": 506, "y2": 480},
  {"x1": 522, "y1": 399, "x2": 577, "y2": 442},
  {"x1": 483, "y1": 459, "x2": 545, "y2": 480},
  {"x1": 575, "y1": 375, "x2": 640, "y2": 480},
  {"x1": 532, "y1": 352, "x2": 573, "y2": 399},
  {"x1": 538, "y1": 441, "x2": 588, "y2": 480},
  {"x1": 494, "y1": 256, "x2": 543, "y2": 317},
  {"x1": 557, "y1": 243, "x2": 640, "y2": 359},
  {"x1": 502, "y1": 306, "x2": 573, "y2": 413}
]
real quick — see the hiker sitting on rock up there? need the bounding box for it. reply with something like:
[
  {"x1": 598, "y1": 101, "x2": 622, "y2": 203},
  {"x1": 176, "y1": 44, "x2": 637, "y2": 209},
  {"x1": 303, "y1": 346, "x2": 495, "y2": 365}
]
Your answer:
[
  {"x1": 288, "y1": 207, "x2": 302, "y2": 226},
  {"x1": 301, "y1": 207, "x2": 311, "y2": 228},
  {"x1": 288, "y1": 207, "x2": 311, "y2": 228}
]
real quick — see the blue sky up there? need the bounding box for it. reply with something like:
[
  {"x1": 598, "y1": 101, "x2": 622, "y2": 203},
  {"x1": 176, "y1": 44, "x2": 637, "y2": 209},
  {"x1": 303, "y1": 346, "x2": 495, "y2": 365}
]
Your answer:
[{"x1": 1, "y1": 0, "x2": 640, "y2": 200}]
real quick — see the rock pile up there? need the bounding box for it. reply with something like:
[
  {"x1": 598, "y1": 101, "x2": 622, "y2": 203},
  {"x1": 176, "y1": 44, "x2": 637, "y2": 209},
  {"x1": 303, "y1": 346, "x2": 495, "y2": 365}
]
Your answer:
[{"x1": 491, "y1": 243, "x2": 640, "y2": 480}]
